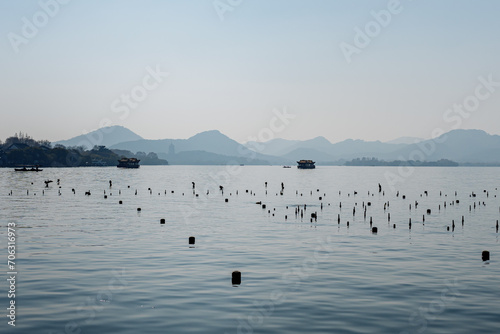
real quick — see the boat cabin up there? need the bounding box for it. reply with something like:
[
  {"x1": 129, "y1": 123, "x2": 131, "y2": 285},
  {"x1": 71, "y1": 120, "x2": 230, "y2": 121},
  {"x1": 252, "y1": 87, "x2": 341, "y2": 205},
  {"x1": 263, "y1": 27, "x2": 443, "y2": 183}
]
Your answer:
[
  {"x1": 117, "y1": 158, "x2": 140, "y2": 168},
  {"x1": 297, "y1": 160, "x2": 316, "y2": 169}
]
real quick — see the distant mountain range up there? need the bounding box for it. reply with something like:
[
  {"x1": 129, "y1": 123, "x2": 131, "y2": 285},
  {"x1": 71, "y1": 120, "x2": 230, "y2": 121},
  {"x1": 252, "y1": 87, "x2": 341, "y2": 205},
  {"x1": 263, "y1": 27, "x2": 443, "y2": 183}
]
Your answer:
[{"x1": 54, "y1": 126, "x2": 500, "y2": 165}]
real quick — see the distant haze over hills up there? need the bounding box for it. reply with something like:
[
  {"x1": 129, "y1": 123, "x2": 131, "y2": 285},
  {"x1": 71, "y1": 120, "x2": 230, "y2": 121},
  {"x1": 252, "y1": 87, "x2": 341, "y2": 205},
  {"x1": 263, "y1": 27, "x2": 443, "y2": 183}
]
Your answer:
[
  {"x1": 54, "y1": 126, "x2": 500, "y2": 165},
  {"x1": 388, "y1": 129, "x2": 500, "y2": 163},
  {"x1": 55, "y1": 126, "x2": 143, "y2": 150},
  {"x1": 385, "y1": 137, "x2": 425, "y2": 145}
]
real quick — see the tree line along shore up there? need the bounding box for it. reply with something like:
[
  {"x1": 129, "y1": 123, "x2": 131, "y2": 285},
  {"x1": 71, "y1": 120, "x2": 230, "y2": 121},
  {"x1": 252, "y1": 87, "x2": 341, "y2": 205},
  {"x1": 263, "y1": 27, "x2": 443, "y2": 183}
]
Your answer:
[{"x1": 0, "y1": 133, "x2": 167, "y2": 167}]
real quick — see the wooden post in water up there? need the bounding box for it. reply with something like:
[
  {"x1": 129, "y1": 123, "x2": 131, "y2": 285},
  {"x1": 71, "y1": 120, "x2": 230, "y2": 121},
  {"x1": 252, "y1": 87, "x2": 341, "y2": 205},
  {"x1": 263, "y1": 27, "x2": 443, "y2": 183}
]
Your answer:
[{"x1": 232, "y1": 271, "x2": 241, "y2": 285}]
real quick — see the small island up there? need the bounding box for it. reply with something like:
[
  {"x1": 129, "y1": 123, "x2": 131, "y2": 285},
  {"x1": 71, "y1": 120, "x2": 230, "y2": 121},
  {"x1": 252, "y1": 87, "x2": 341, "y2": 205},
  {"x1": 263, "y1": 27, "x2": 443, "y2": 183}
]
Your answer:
[
  {"x1": 0, "y1": 133, "x2": 168, "y2": 168},
  {"x1": 344, "y1": 157, "x2": 459, "y2": 167}
]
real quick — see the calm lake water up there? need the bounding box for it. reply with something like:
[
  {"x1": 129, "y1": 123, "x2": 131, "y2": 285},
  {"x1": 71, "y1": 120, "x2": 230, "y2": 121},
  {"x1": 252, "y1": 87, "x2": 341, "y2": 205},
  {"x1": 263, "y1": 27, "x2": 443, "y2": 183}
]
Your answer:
[{"x1": 1, "y1": 166, "x2": 499, "y2": 334}]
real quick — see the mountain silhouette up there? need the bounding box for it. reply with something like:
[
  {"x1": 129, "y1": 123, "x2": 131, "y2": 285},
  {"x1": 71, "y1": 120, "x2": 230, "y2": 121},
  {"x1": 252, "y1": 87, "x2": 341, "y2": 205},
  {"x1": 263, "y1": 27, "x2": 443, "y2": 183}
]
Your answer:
[
  {"x1": 55, "y1": 127, "x2": 500, "y2": 165},
  {"x1": 110, "y1": 130, "x2": 285, "y2": 164},
  {"x1": 54, "y1": 126, "x2": 143, "y2": 150},
  {"x1": 389, "y1": 129, "x2": 500, "y2": 163}
]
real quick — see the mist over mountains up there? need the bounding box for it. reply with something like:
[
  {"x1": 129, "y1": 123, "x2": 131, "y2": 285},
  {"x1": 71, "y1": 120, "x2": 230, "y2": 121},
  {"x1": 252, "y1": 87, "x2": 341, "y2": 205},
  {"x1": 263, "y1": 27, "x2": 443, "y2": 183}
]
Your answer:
[
  {"x1": 54, "y1": 126, "x2": 500, "y2": 165},
  {"x1": 56, "y1": 126, "x2": 143, "y2": 150}
]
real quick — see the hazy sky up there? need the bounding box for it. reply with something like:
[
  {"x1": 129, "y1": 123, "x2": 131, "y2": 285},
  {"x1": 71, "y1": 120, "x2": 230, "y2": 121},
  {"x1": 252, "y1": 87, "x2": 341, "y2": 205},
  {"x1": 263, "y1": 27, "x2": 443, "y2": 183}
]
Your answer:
[{"x1": 1, "y1": 0, "x2": 499, "y2": 144}]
